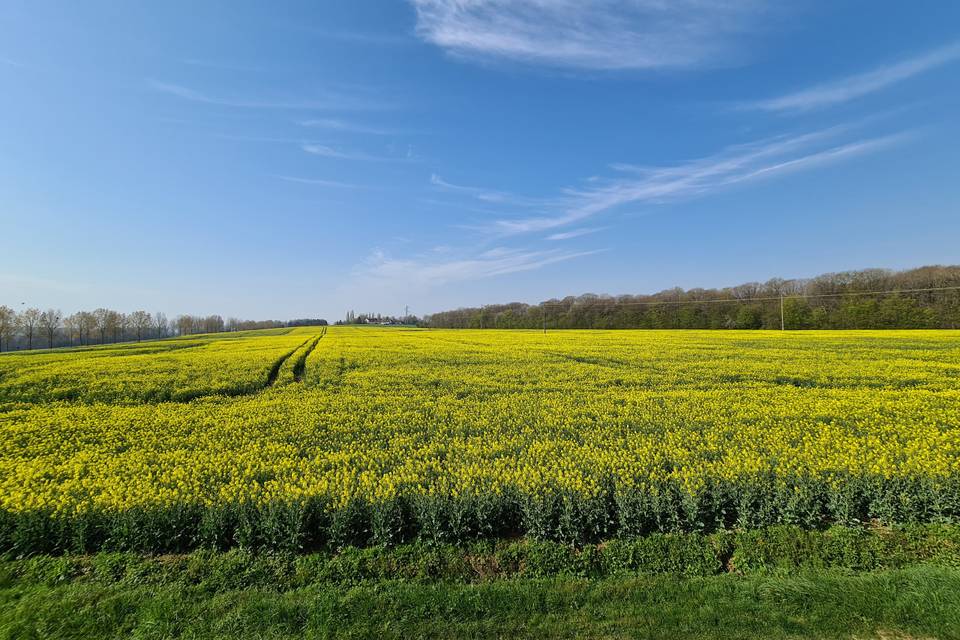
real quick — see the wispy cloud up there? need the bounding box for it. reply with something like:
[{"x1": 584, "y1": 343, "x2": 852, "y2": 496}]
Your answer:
[
  {"x1": 547, "y1": 227, "x2": 606, "y2": 241},
  {"x1": 276, "y1": 175, "x2": 362, "y2": 189},
  {"x1": 411, "y1": 0, "x2": 771, "y2": 70},
  {"x1": 147, "y1": 79, "x2": 381, "y2": 110},
  {"x1": 417, "y1": 197, "x2": 519, "y2": 220},
  {"x1": 716, "y1": 133, "x2": 913, "y2": 184},
  {"x1": 1, "y1": 56, "x2": 24, "y2": 68},
  {"x1": 430, "y1": 174, "x2": 556, "y2": 208},
  {"x1": 484, "y1": 127, "x2": 911, "y2": 234},
  {"x1": 354, "y1": 246, "x2": 606, "y2": 289},
  {"x1": 746, "y1": 41, "x2": 960, "y2": 112},
  {"x1": 301, "y1": 143, "x2": 411, "y2": 162}
]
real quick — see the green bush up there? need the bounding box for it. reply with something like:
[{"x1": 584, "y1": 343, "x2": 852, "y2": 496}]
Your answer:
[
  {"x1": 3, "y1": 476, "x2": 959, "y2": 556},
  {"x1": 5, "y1": 525, "x2": 960, "y2": 590}
]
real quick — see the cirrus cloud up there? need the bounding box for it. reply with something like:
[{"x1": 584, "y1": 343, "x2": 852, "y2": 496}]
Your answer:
[
  {"x1": 745, "y1": 41, "x2": 960, "y2": 113},
  {"x1": 411, "y1": 0, "x2": 773, "y2": 70},
  {"x1": 353, "y1": 246, "x2": 607, "y2": 289},
  {"x1": 435, "y1": 124, "x2": 913, "y2": 236}
]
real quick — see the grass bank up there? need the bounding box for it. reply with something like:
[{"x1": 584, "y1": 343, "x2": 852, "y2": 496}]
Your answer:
[
  {"x1": 3, "y1": 566, "x2": 960, "y2": 639},
  {"x1": 5, "y1": 524, "x2": 960, "y2": 586},
  {"x1": 3, "y1": 525, "x2": 960, "y2": 638}
]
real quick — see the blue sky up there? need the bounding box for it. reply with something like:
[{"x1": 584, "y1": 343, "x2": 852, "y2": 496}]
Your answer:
[{"x1": 2, "y1": 1, "x2": 959, "y2": 320}]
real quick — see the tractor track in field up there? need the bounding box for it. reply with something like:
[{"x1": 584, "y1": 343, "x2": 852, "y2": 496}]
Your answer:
[
  {"x1": 293, "y1": 327, "x2": 326, "y2": 383},
  {"x1": 159, "y1": 329, "x2": 326, "y2": 401},
  {"x1": 265, "y1": 339, "x2": 312, "y2": 387}
]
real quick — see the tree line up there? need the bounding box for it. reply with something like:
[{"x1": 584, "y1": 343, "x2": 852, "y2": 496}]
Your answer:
[
  {"x1": 425, "y1": 265, "x2": 960, "y2": 330},
  {"x1": 0, "y1": 308, "x2": 327, "y2": 352}
]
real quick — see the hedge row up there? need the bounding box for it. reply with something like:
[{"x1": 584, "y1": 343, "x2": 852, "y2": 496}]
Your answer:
[
  {"x1": 3, "y1": 475, "x2": 960, "y2": 555},
  {"x1": 3, "y1": 525, "x2": 960, "y2": 591}
]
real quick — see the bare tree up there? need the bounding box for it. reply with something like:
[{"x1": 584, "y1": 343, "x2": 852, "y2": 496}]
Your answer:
[
  {"x1": 93, "y1": 308, "x2": 111, "y2": 344},
  {"x1": 730, "y1": 282, "x2": 762, "y2": 300},
  {"x1": 176, "y1": 314, "x2": 194, "y2": 336},
  {"x1": 0, "y1": 305, "x2": 15, "y2": 352},
  {"x1": 18, "y1": 307, "x2": 41, "y2": 350},
  {"x1": 203, "y1": 315, "x2": 225, "y2": 333},
  {"x1": 78, "y1": 311, "x2": 95, "y2": 345},
  {"x1": 763, "y1": 278, "x2": 788, "y2": 297},
  {"x1": 153, "y1": 312, "x2": 168, "y2": 339},
  {"x1": 38, "y1": 309, "x2": 62, "y2": 349},
  {"x1": 63, "y1": 313, "x2": 80, "y2": 346},
  {"x1": 114, "y1": 312, "x2": 128, "y2": 343},
  {"x1": 129, "y1": 310, "x2": 152, "y2": 341}
]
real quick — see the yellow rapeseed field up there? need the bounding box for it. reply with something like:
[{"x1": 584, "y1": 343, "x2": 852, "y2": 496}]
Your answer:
[{"x1": 1, "y1": 326, "x2": 959, "y2": 551}]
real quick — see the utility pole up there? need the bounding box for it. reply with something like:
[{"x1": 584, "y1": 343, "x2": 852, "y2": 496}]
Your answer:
[
  {"x1": 780, "y1": 295, "x2": 785, "y2": 331},
  {"x1": 543, "y1": 306, "x2": 547, "y2": 334}
]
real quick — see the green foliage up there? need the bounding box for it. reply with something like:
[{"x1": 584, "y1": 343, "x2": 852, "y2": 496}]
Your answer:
[
  {"x1": 3, "y1": 476, "x2": 960, "y2": 555},
  {"x1": 6, "y1": 529, "x2": 960, "y2": 637},
  {"x1": 3, "y1": 565, "x2": 960, "y2": 639},
  {"x1": 427, "y1": 265, "x2": 960, "y2": 329},
  {"x1": 734, "y1": 305, "x2": 764, "y2": 329},
  {"x1": 5, "y1": 525, "x2": 960, "y2": 587}
]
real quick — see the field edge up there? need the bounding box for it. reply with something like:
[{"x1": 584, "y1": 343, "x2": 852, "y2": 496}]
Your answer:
[{"x1": 3, "y1": 565, "x2": 960, "y2": 639}]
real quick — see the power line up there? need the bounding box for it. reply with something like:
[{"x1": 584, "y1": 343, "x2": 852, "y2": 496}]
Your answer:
[
  {"x1": 434, "y1": 284, "x2": 960, "y2": 333},
  {"x1": 533, "y1": 285, "x2": 960, "y2": 308},
  {"x1": 527, "y1": 285, "x2": 960, "y2": 333}
]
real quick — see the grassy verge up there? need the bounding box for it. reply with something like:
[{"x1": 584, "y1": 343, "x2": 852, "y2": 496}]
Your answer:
[
  {"x1": 4, "y1": 525, "x2": 960, "y2": 638},
  {"x1": 5, "y1": 525, "x2": 959, "y2": 588},
  {"x1": 3, "y1": 566, "x2": 960, "y2": 639}
]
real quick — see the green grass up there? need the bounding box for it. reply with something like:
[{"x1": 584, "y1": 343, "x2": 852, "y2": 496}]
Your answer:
[
  {"x1": 5, "y1": 525, "x2": 960, "y2": 587},
  {"x1": 3, "y1": 526, "x2": 960, "y2": 638},
  {"x1": 3, "y1": 566, "x2": 960, "y2": 639}
]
